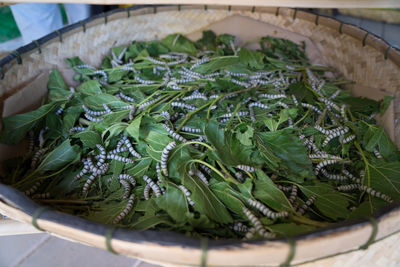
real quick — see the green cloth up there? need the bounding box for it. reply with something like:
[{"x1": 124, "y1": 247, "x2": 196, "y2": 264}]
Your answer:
[{"x1": 0, "y1": 6, "x2": 21, "y2": 43}]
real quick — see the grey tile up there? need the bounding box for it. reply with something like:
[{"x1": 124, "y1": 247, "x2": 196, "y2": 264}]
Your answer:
[
  {"x1": 0, "y1": 233, "x2": 49, "y2": 267},
  {"x1": 16, "y1": 236, "x2": 141, "y2": 267},
  {"x1": 360, "y1": 19, "x2": 385, "y2": 36},
  {"x1": 383, "y1": 23, "x2": 400, "y2": 47},
  {"x1": 335, "y1": 14, "x2": 362, "y2": 26}
]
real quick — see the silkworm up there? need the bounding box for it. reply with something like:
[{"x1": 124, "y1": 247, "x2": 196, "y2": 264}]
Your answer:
[
  {"x1": 55, "y1": 107, "x2": 64, "y2": 115},
  {"x1": 190, "y1": 57, "x2": 210, "y2": 70},
  {"x1": 28, "y1": 131, "x2": 35, "y2": 153},
  {"x1": 322, "y1": 127, "x2": 349, "y2": 147},
  {"x1": 174, "y1": 78, "x2": 196, "y2": 84},
  {"x1": 118, "y1": 180, "x2": 131, "y2": 199},
  {"x1": 297, "y1": 196, "x2": 316, "y2": 215},
  {"x1": 135, "y1": 76, "x2": 156, "y2": 85},
  {"x1": 82, "y1": 173, "x2": 99, "y2": 194},
  {"x1": 314, "y1": 159, "x2": 342, "y2": 175},
  {"x1": 248, "y1": 199, "x2": 288, "y2": 219},
  {"x1": 291, "y1": 95, "x2": 299, "y2": 106},
  {"x1": 301, "y1": 103, "x2": 322, "y2": 114},
  {"x1": 318, "y1": 97, "x2": 340, "y2": 111},
  {"x1": 129, "y1": 105, "x2": 137, "y2": 121},
  {"x1": 179, "y1": 185, "x2": 195, "y2": 206},
  {"x1": 120, "y1": 65, "x2": 138, "y2": 73},
  {"x1": 288, "y1": 185, "x2": 298, "y2": 204},
  {"x1": 341, "y1": 134, "x2": 356, "y2": 144},
  {"x1": 147, "y1": 56, "x2": 167, "y2": 65},
  {"x1": 32, "y1": 192, "x2": 51, "y2": 199},
  {"x1": 242, "y1": 97, "x2": 252, "y2": 105},
  {"x1": 341, "y1": 170, "x2": 361, "y2": 184},
  {"x1": 337, "y1": 184, "x2": 392, "y2": 203},
  {"x1": 258, "y1": 94, "x2": 287, "y2": 99},
  {"x1": 84, "y1": 113, "x2": 104, "y2": 122},
  {"x1": 114, "y1": 194, "x2": 135, "y2": 224},
  {"x1": 123, "y1": 136, "x2": 141, "y2": 158},
  {"x1": 340, "y1": 104, "x2": 348, "y2": 122},
  {"x1": 231, "y1": 78, "x2": 251, "y2": 88},
  {"x1": 221, "y1": 111, "x2": 249, "y2": 119},
  {"x1": 161, "y1": 141, "x2": 176, "y2": 176},
  {"x1": 108, "y1": 146, "x2": 128, "y2": 155},
  {"x1": 74, "y1": 161, "x2": 90, "y2": 180},
  {"x1": 314, "y1": 125, "x2": 341, "y2": 135},
  {"x1": 38, "y1": 128, "x2": 47, "y2": 148},
  {"x1": 106, "y1": 154, "x2": 134, "y2": 163},
  {"x1": 143, "y1": 175, "x2": 161, "y2": 197},
  {"x1": 232, "y1": 222, "x2": 249, "y2": 233},
  {"x1": 209, "y1": 94, "x2": 219, "y2": 99},
  {"x1": 219, "y1": 93, "x2": 238, "y2": 102},
  {"x1": 179, "y1": 126, "x2": 202, "y2": 133},
  {"x1": 234, "y1": 172, "x2": 245, "y2": 183},
  {"x1": 329, "y1": 89, "x2": 341, "y2": 99},
  {"x1": 189, "y1": 169, "x2": 209, "y2": 186},
  {"x1": 143, "y1": 184, "x2": 151, "y2": 200},
  {"x1": 171, "y1": 101, "x2": 197, "y2": 111},
  {"x1": 163, "y1": 124, "x2": 187, "y2": 142},
  {"x1": 277, "y1": 101, "x2": 289, "y2": 109},
  {"x1": 31, "y1": 148, "x2": 46, "y2": 169},
  {"x1": 92, "y1": 70, "x2": 108, "y2": 83},
  {"x1": 374, "y1": 148, "x2": 383, "y2": 159},
  {"x1": 96, "y1": 144, "x2": 106, "y2": 166},
  {"x1": 308, "y1": 153, "x2": 342, "y2": 160},
  {"x1": 243, "y1": 207, "x2": 276, "y2": 238},
  {"x1": 236, "y1": 165, "x2": 255, "y2": 173},
  {"x1": 118, "y1": 174, "x2": 136, "y2": 186},
  {"x1": 199, "y1": 163, "x2": 212, "y2": 176},
  {"x1": 182, "y1": 93, "x2": 208, "y2": 101},
  {"x1": 160, "y1": 111, "x2": 171, "y2": 120},
  {"x1": 170, "y1": 112, "x2": 185, "y2": 122},
  {"x1": 138, "y1": 99, "x2": 158, "y2": 111},
  {"x1": 76, "y1": 64, "x2": 96, "y2": 70},
  {"x1": 320, "y1": 168, "x2": 348, "y2": 181},
  {"x1": 224, "y1": 70, "x2": 249, "y2": 77},
  {"x1": 69, "y1": 126, "x2": 86, "y2": 134},
  {"x1": 277, "y1": 184, "x2": 292, "y2": 192},
  {"x1": 306, "y1": 69, "x2": 318, "y2": 84},
  {"x1": 25, "y1": 180, "x2": 44, "y2": 196}
]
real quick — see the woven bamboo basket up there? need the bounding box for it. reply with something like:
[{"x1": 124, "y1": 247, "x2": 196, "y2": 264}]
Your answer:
[{"x1": 0, "y1": 5, "x2": 400, "y2": 267}]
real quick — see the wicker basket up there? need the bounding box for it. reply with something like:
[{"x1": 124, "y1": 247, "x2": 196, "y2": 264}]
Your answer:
[{"x1": 0, "y1": 5, "x2": 400, "y2": 267}]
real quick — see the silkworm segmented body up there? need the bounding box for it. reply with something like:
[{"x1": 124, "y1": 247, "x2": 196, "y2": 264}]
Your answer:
[
  {"x1": 135, "y1": 76, "x2": 156, "y2": 85},
  {"x1": 318, "y1": 97, "x2": 340, "y2": 111},
  {"x1": 143, "y1": 184, "x2": 151, "y2": 200},
  {"x1": 190, "y1": 57, "x2": 210, "y2": 70},
  {"x1": 288, "y1": 185, "x2": 298, "y2": 204},
  {"x1": 277, "y1": 184, "x2": 292, "y2": 192},
  {"x1": 277, "y1": 101, "x2": 289, "y2": 109},
  {"x1": 32, "y1": 192, "x2": 51, "y2": 199},
  {"x1": 232, "y1": 222, "x2": 249, "y2": 233},
  {"x1": 118, "y1": 92, "x2": 135, "y2": 102},
  {"x1": 163, "y1": 124, "x2": 187, "y2": 142},
  {"x1": 28, "y1": 131, "x2": 35, "y2": 153},
  {"x1": 231, "y1": 78, "x2": 251, "y2": 88},
  {"x1": 123, "y1": 137, "x2": 141, "y2": 158},
  {"x1": 236, "y1": 165, "x2": 255, "y2": 173},
  {"x1": 129, "y1": 105, "x2": 137, "y2": 121},
  {"x1": 69, "y1": 126, "x2": 86, "y2": 133},
  {"x1": 106, "y1": 154, "x2": 134, "y2": 163},
  {"x1": 337, "y1": 184, "x2": 392, "y2": 203},
  {"x1": 341, "y1": 170, "x2": 361, "y2": 184},
  {"x1": 84, "y1": 113, "x2": 104, "y2": 122},
  {"x1": 308, "y1": 153, "x2": 342, "y2": 160},
  {"x1": 258, "y1": 94, "x2": 286, "y2": 99},
  {"x1": 114, "y1": 194, "x2": 135, "y2": 224},
  {"x1": 248, "y1": 199, "x2": 288, "y2": 219},
  {"x1": 143, "y1": 175, "x2": 161, "y2": 197},
  {"x1": 74, "y1": 161, "x2": 90, "y2": 180},
  {"x1": 199, "y1": 163, "x2": 212, "y2": 176},
  {"x1": 161, "y1": 141, "x2": 176, "y2": 176},
  {"x1": 118, "y1": 174, "x2": 136, "y2": 186},
  {"x1": 92, "y1": 70, "x2": 108, "y2": 83},
  {"x1": 374, "y1": 148, "x2": 383, "y2": 159},
  {"x1": 76, "y1": 64, "x2": 96, "y2": 70},
  {"x1": 38, "y1": 128, "x2": 47, "y2": 148},
  {"x1": 314, "y1": 159, "x2": 342, "y2": 175},
  {"x1": 301, "y1": 103, "x2": 322, "y2": 114},
  {"x1": 243, "y1": 207, "x2": 276, "y2": 238},
  {"x1": 291, "y1": 95, "x2": 299, "y2": 106},
  {"x1": 322, "y1": 127, "x2": 349, "y2": 147},
  {"x1": 96, "y1": 144, "x2": 106, "y2": 166},
  {"x1": 25, "y1": 180, "x2": 44, "y2": 196},
  {"x1": 108, "y1": 146, "x2": 128, "y2": 155},
  {"x1": 297, "y1": 196, "x2": 316, "y2": 215},
  {"x1": 182, "y1": 93, "x2": 208, "y2": 101},
  {"x1": 189, "y1": 169, "x2": 209, "y2": 186},
  {"x1": 180, "y1": 126, "x2": 202, "y2": 133},
  {"x1": 160, "y1": 111, "x2": 171, "y2": 120},
  {"x1": 179, "y1": 185, "x2": 195, "y2": 206},
  {"x1": 320, "y1": 168, "x2": 348, "y2": 181},
  {"x1": 119, "y1": 179, "x2": 131, "y2": 199},
  {"x1": 31, "y1": 148, "x2": 46, "y2": 169},
  {"x1": 171, "y1": 102, "x2": 197, "y2": 111},
  {"x1": 341, "y1": 134, "x2": 356, "y2": 144},
  {"x1": 221, "y1": 111, "x2": 249, "y2": 119},
  {"x1": 138, "y1": 99, "x2": 158, "y2": 111}
]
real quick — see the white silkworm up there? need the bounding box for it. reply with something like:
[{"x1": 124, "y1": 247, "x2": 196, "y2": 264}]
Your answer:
[
  {"x1": 84, "y1": 113, "x2": 104, "y2": 122},
  {"x1": 123, "y1": 136, "x2": 141, "y2": 158},
  {"x1": 143, "y1": 175, "x2": 161, "y2": 197},
  {"x1": 322, "y1": 127, "x2": 349, "y2": 147},
  {"x1": 297, "y1": 196, "x2": 316, "y2": 215},
  {"x1": 74, "y1": 161, "x2": 90, "y2": 180},
  {"x1": 106, "y1": 154, "x2": 134, "y2": 163},
  {"x1": 224, "y1": 70, "x2": 249, "y2": 77},
  {"x1": 243, "y1": 207, "x2": 276, "y2": 238},
  {"x1": 38, "y1": 128, "x2": 47, "y2": 148},
  {"x1": 31, "y1": 148, "x2": 45, "y2": 169},
  {"x1": 308, "y1": 152, "x2": 342, "y2": 160},
  {"x1": 341, "y1": 134, "x2": 356, "y2": 144},
  {"x1": 301, "y1": 103, "x2": 322, "y2": 114},
  {"x1": 143, "y1": 184, "x2": 151, "y2": 200},
  {"x1": 24, "y1": 180, "x2": 44, "y2": 196},
  {"x1": 189, "y1": 169, "x2": 209, "y2": 186},
  {"x1": 108, "y1": 146, "x2": 128, "y2": 155},
  {"x1": 341, "y1": 170, "x2": 362, "y2": 184},
  {"x1": 160, "y1": 111, "x2": 171, "y2": 120},
  {"x1": 190, "y1": 57, "x2": 210, "y2": 70},
  {"x1": 219, "y1": 93, "x2": 238, "y2": 102},
  {"x1": 199, "y1": 163, "x2": 212, "y2": 176},
  {"x1": 248, "y1": 199, "x2": 288, "y2": 219},
  {"x1": 306, "y1": 69, "x2": 318, "y2": 83},
  {"x1": 179, "y1": 185, "x2": 195, "y2": 206},
  {"x1": 161, "y1": 141, "x2": 176, "y2": 176},
  {"x1": 32, "y1": 192, "x2": 51, "y2": 199},
  {"x1": 209, "y1": 94, "x2": 219, "y2": 99},
  {"x1": 314, "y1": 125, "x2": 341, "y2": 135},
  {"x1": 221, "y1": 111, "x2": 249, "y2": 119},
  {"x1": 118, "y1": 92, "x2": 135, "y2": 102},
  {"x1": 288, "y1": 185, "x2": 298, "y2": 204},
  {"x1": 315, "y1": 159, "x2": 342, "y2": 175},
  {"x1": 180, "y1": 126, "x2": 202, "y2": 133},
  {"x1": 92, "y1": 70, "x2": 108, "y2": 83},
  {"x1": 340, "y1": 105, "x2": 348, "y2": 122},
  {"x1": 277, "y1": 101, "x2": 289, "y2": 109},
  {"x1": 102, "y1": 104, "x2": 112, "y2": 114},
  {"x1": 147, "y1": 56, "x2": 167, "y2": 65},
  {"x1": 118, "y1": 174, "x2": 136, "y2": 186},
  {"x1": 337, "y1": 184, "x2": 392, "y2": 203},
  {"x1": 330, "y1": 89, "x2": 341, "y2": 99},
  {"x1": 135, "y1": 76, "x2": 156, "y2": 85},
  {"x1": 318, "y1": 97, "x2": 340, "y2": 111},
  {"x1": 277, "y1": 184, "x2": 292, "y2": 192},
  {"x1": 231, "y1": 78, "x2": 251, "y2": 88},
  {"x1": 128, "y1": 105, "x2": 136, "y2": 121},
  {"x1": 82, "y1": 173, "x2": 99, "y2": 194},
  {"x1": 236, "y1": 165, "x2": 255, "y2": 173},
  {"x1": 374, "y1": 148, "x2": 383, "y2": 159},
  {"x1": 320, "y1": 168, "x2": 348, "y2": 181},
  {"x1": 249, "y1": 102, "x2": 269, "y2": 110},
  {"x1": 69, "y1": 126, "x2": 86, "y2": 133},
  {"x1": 242, "y1": 97, "x2": 252, "y2": 105},
  {"x1": 232, "y1": 222, "x2": 249, "y2": 233},
  {"x1": 119, "y1": 179, "x2": 131, "y2": 199},
  {"x1": 114, "y1": 194, "x2": 135, "y2": 224},
  {"x1": 291, "y1": 95, "x2": 299, "y2": 106},
  {"x1": 138, "y1": 99, "x2": 158, "y2": 111},
  {"x1": 163, "y1": 124, "x2": 187, "y2": 142},
  {"x1": 171, "y1": 102, "x2": 197, "y2": 111},
  {"x1": 258, "y1": 94, "x2": 286, "y2": 99},
  {"x1": 120, "y1": 65, "x2": 138, "y2": 73},
  {"x1": 182, "y1": 93, "x2": 208, "y2": 101},
  {"x1": 96, "y1": 144, "x2": 106, "y2": 167},
  {"x1": 76, "y1": 64, "x2": 96, "y2": 70}
]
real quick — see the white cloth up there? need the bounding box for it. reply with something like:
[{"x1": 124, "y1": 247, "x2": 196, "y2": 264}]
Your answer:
[
  {"x1": 64, "y1": 4, "x2": 91, "y2": 24},
  {"x1": 10, "y1": 3, "x2": 63, "y2": 45}
]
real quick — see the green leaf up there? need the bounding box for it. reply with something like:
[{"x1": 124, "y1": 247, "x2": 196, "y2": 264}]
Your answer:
[
  {"x1": 297, "y1": 181, "x2": 350, "y2": 220},
  {"x1": 83, "y1": 94, "x2": 128, "y2": 109},
  {"x1": 368, "y1": 161, "x2": 400, "y2": 201},
  {"x1": 380, "y1": 96, "x2": 394, "y2": 115},
  {"x1": 36, "y1": 139, "x2": 80, "y2": 174},
  {"x1": 253, "y1": 170, "x2": 292, "y2": 211},
  {"x1": 182, "y1": 171, "x2": 233, "y2": 224},
  {"x1": 238, "y1": 48, "x2": 265, "y2": 69},
  {"x1": 210, "y1": 182, "x2": 246, "y2": 218},
  {"x1": 130, "y1": 214, "x2": 173, "y2": 230},
  {"x1": 48, "y1": 69, "x2": 70, "y2": 101},
  {"x1": 155, "y1": 182, "x2": 189, "y2": 223},
  {"x1": 194, "y1": 56, "x2": 239, "y2": 74},
  {"x1": 363, "y1": 125, "x2": 397, "y2": 158},
  {"x1": 234, "y1": 123, "x2": 254, "y2": 146},
  {"x1": 126, "y1": 158, "x2": 152, "y2": 177},
  {"x1": 73, "y1": 130, "x2": 102, "y2": 148},
  {"x1": 77, "y1": 80, "x2": 102, "y2": 95},
  {"x1": 126, "y1": 116, "x2": 142, "y2": 142},
  {"x1": 161, "y1": 34, "x2": 197, "y2": 56},
  {"x1": 0, "y1": 102, "x2": 57, "y2": 144},
  {"x1": 256, "y1": 130, "x2": 314, "y2": 179}
]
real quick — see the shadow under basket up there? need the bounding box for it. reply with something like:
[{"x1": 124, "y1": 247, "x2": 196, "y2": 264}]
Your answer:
[{"x1": 0, "y1": 5, "x2": 400, "y2": 267}]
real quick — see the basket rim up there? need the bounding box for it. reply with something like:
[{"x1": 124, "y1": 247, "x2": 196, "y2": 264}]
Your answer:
[{"x1": 0, "y1": 5, "x2": 400, "y2": 265}]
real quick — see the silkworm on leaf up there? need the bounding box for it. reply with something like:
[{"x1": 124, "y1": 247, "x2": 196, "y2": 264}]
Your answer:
[
  {"x1": 178, "y1": 185, "x2": 195, "y2": 206},
  {"x1": 247, "y1": 199, "x2": 288, "y2": 219},
  {"x1": 188, "y1": 169, "x2": 209, "y2": 186},
  {"x1": 31, "y1": 148, "x2": 46, "y2": 169},
  {"x1": 143, "y1": 175, "x2": 161, "y2": 197},
  {"x1": 25, "y1": 180, "x2": 44, "y2": 196},
  {"x1": 114, "y1": 194, "x2": 135, "y2": 224},
  {"x1": 236, "y1": 165, "x2": 255, "y2": 173},
  {"x1": 243, "y1": 206, "x2": 276, "y2": 238},
  {"x1": 297, "y1": 196, "x2": 316, "y2": 215},
  {"x1": 118, "y1": 174, "x2": 136, "y2": 186},
  {"x1": 163, "y1": 124, "x2": 187, "y2": 142}
]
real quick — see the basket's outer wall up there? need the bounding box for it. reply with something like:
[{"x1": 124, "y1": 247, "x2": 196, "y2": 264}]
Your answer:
[{"x1": 0, "y1": 5, "x2": 400, "y2": 267}]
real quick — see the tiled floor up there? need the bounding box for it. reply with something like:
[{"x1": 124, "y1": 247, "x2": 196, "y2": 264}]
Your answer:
[{"x1": 0, "y1": 10, "x2": 399, "y2": 267}]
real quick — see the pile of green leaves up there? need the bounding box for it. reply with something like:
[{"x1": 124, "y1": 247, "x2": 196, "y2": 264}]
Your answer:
[{"x1": 0, "y1": 31, "x2": 399, "y2": 240}]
